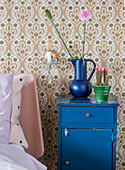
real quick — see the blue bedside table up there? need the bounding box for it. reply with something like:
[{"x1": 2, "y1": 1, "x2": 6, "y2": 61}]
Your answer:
[{"x1": 57, "y1": 95, "x2": 119, "y2": 170}]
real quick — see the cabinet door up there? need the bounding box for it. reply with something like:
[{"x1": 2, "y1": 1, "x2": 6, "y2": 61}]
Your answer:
[{"x1": 62, "y1": 129, "x2": 112, "y2": 170}]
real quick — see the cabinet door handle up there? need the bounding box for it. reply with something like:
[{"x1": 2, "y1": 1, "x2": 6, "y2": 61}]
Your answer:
[
  {"x1": 86, "y1": 113, "x2": 90, "y2": 117},
  {"x1": 65, "y1": 161, "x2": 69, "y2": 165},
  {"x1": 64, "y1": 128, "x2": 68, "y2": 136}
]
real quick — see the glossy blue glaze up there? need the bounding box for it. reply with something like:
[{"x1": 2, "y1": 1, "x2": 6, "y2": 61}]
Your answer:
[
  {"x1": 69, "y1": 80, "x2": 92, "y2": 98},
  {"x1": 57, "y1": 95, "x2": 119, "y2": 170},
  {"x1": 69, "y1": 59, "x2": 96, "y2": 98}
]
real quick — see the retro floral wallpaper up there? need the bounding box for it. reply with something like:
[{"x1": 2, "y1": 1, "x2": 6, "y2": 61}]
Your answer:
[{"x1": 0, "y1": 0, "x2": 125, "y2": 169}]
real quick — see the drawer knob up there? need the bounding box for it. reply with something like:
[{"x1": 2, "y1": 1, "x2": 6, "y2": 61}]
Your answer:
[
  {"x1": 86, "y1": 113, "x2": 90, "y2": 117},
  {"x1": 65, "y1": 161, "x2": 69, "y2": 165}
]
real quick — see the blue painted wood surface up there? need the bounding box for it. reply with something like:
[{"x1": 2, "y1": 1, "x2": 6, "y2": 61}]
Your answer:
[
  {"x1": 57, "y1": 95, "x2": 119, "y2": 107},
  {"x1": 57, "y1": 95, "x2": 119, "y2": 170},
  {"x1": 61, "y1": 107, "x2": 113, "y2": 124},
  {"x1": 62, "y1": 129, "x2": 112, "y2": 170}
]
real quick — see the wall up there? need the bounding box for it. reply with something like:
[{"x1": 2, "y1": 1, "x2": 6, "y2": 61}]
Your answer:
[{"x1": 0, "y1": 0, "x2": 125, "y2": 170}]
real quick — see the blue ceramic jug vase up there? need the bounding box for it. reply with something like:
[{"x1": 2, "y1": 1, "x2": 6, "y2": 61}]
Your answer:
[{"x1": 70, "y1": 59, "x2": 96, "y2": 98}]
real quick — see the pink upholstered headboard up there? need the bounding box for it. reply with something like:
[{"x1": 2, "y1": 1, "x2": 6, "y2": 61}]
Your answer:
[
  {"x1": 0, "y1": 73, "x2": 44, "y2": 159},
  {"x1": 19, "y1": 73, "x2": 44, "y2": 159}
]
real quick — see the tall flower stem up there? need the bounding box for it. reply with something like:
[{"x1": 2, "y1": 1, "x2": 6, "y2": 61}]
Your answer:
[
  {"x1": 82, "y1": 20, "x2": 86, "y2": 58},
  {"x1": 50, "y1": 19, "x2": 73, "y2": 59},
  {"x1": 45, "y1": 9, "x2": 73, "y2": 59}
]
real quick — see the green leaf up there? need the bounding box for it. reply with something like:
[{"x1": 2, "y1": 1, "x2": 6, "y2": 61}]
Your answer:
[
  {"x1": 75, "y1": 44, "x2": 81, "y2": 57},
  {"x1": 45, "y1": 9, "x2": 52, "y2": 19},
  {"x1": 82, "y1": 58, "x2": 85, "y2": 65},
  {"x1": 75, "y1": 56, "x2": 79, "y2": 59},
  {"x1": 84, "y1": 53, "x2": 90, "y2": 56}
]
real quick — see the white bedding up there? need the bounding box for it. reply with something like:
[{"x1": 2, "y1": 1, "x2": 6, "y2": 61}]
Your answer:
[
  {"x1": 9, "y1": 144, "x2": 25, "y2": 152},
  {"x1": 0, "y1": 160, "x2": 28, "y2": 170},
  {"x1": 0, "y1": 144, "x2": 47, "y2": 170}
]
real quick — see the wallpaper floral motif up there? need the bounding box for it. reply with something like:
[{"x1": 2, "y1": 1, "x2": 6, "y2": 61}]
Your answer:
[{"x1": 0, "y1": 0, "x2": 125, "y2": 170}]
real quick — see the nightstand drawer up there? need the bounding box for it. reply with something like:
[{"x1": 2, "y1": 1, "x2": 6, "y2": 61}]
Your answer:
[{"x1": 61, "y1": 107, "x2": 113, "y2": 124}]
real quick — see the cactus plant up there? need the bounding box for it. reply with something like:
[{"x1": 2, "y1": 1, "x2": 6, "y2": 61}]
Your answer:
[
  {"x1": 95, "y1": 67, "x2": 109, "y2": 86},
  {"x1": 93, "y1": 67, "x2": 111, "y2": 102}
]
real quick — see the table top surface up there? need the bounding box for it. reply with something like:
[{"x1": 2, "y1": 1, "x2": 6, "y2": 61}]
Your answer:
[{"x1": 57, "y1": 95, "x2": 119, "y2": 106}]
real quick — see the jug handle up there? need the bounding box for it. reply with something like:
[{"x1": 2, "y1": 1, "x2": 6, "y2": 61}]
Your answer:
[{"x1": 86, "y1": 59, "x2": 96, "y2": 81}]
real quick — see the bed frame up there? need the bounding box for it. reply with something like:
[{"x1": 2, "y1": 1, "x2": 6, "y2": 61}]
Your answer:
[
  {"x1": 19, "y1": 73, "x2": 44, "y2": 159},
  {"x1": 0, "y1": 73, "x2": 44, "y2": 159}
]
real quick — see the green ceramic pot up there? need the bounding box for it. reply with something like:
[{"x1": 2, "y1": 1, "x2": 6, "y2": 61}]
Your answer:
[{"x1": 93, "y1": 85, "x2": 111, "y2": 102}]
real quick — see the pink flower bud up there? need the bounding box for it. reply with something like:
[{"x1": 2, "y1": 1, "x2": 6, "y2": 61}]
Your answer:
[
  {"x1": 79, "y1": 10, "x2": 91, "y2": 21},
  {"x1": 95, "y1": 67, "x2": 98, "y2": 70},
  {"x1": 98, "y1": 67, "x2": 102, "y2": 71},
  {"x1": 102, "y1": 68, "x2": 105, "y2": 71},
  {"x1": 104, "y1": 68, "x2": 108, "y2": 72}
]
